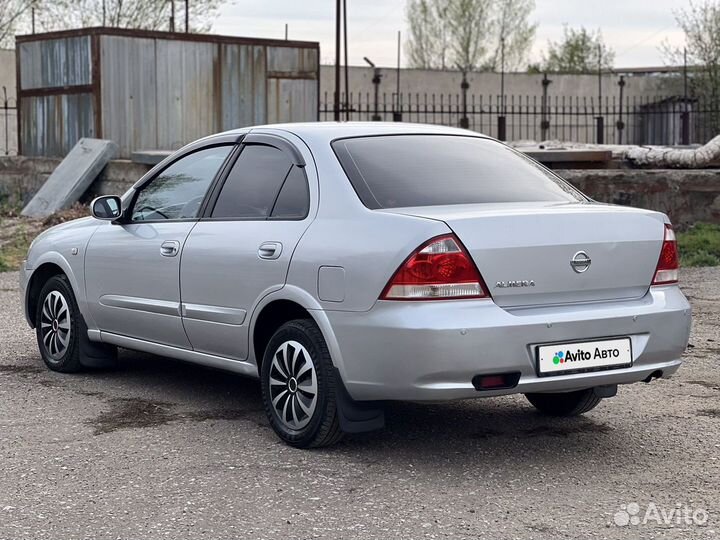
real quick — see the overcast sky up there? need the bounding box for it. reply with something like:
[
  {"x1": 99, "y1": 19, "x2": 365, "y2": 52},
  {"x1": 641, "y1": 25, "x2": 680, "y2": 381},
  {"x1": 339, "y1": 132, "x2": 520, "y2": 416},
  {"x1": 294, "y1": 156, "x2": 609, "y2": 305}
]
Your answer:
[{"x1": 213, "y1": 0, "x2": 687, "y2": 69}]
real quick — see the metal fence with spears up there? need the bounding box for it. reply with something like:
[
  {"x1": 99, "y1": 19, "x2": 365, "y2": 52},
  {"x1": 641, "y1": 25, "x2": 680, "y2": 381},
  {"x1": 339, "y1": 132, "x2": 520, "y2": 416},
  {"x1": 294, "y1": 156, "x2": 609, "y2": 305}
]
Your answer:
[
  {"x1": 319, "y1": 77, "x2": 720, "y2": 146},
  {"x1": 1, "y1": 87, "x2": 18, "y2": 156}
]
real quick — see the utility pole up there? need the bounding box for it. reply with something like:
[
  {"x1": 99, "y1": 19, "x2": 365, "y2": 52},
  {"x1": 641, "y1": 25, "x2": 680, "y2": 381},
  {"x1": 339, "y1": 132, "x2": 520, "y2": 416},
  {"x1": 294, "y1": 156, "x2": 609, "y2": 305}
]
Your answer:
[
  {"x1": 616, "y1": 75, "x2": 626, "y2": 144},
  {"x1": 394, "y1": 30, "x2": 402, "y2": 122},
  {"x1": 334, "y1": 0, "x2": 341, "y2": 121},
  {"x1": 598, "y1": 44, "x2": 602, "y2": 105},
  {"x1": 343, "y1": 0, "x2": 349, "y2": 121}
]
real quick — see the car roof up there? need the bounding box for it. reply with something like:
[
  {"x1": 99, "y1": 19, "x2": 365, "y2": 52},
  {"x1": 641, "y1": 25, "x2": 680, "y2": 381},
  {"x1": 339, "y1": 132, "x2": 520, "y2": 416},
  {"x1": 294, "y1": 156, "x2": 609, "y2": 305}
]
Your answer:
[{"x1": 213, "y1": 122, "x2": 489, "y2": 145}]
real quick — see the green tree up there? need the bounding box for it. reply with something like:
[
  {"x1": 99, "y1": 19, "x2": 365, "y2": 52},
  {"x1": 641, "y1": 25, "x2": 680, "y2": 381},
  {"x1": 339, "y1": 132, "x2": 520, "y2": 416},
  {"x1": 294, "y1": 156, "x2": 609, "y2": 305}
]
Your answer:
[
  {"x1": 663, "y1": 1, "x2": 720, "y2": 103},
  {"x1": 34, "y1": 0, "x2": 221, "y2": 35},
  {"x1": 406, "y1": 0, "x2": 450, "y2": 69},
  {"x1": 405, "y1": 0, "x2": 535, "y2": 71},
  {"x1": 488, "y1": 0, "x2": 537, "y2": 71},
  {"x1": 543, "y1": 26, "x2": 614, "y2": 73},
  {"x1": 0, "y1": 0, "x2": 34, "y2": 48}
]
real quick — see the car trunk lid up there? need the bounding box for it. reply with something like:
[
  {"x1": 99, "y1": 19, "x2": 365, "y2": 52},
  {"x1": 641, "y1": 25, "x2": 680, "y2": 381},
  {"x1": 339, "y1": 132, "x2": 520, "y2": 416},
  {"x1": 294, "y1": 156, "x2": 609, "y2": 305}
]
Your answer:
[{"x1": 379, "y1": 202, "x2": 666, "y2": 308}]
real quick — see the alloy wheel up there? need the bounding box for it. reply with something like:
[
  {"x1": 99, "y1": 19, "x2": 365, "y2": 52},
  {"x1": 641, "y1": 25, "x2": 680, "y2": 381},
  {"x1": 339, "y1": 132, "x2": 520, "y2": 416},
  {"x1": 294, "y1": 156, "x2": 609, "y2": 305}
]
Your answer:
[
  {"x1": 40, "y1": 290, "x2": 72, "y2": 360},
  {"x1": 268, "y1": 340, "x2": 318, "y2": 430}
]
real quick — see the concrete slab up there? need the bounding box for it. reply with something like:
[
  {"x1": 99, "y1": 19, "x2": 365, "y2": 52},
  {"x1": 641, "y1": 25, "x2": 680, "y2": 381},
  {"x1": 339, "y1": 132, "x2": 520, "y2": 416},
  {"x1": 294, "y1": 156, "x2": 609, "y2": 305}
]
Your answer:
[
  {"x1": 131, "y1": 150, "x2": 174, "y2": 166},
  {"x1": 21, "y1": 138, "x2": 117, "y2": 218},
  {"x1": 519, "y1": 148, "x2": 613, "y2": 164}
]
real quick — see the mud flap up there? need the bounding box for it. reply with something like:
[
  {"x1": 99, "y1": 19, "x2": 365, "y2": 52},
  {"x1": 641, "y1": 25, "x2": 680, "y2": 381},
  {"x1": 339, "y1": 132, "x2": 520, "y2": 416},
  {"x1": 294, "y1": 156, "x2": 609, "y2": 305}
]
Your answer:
[
  {"x1": 334, "y1": 368, "x2": 385, "y2": 433},
  {"x1": 593, "y1": 384, "x2": 618, "y2": 398},
  {"x1": 79, "y1": 315, "x2": 118, "y2": 368}
]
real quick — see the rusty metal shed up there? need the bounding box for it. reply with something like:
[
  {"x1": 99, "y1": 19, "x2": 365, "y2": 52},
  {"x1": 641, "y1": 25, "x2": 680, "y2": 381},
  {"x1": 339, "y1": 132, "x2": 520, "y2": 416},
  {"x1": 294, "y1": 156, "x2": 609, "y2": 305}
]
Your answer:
[{"x1": 16, "y1": 27, "x2": 320, "y2": 158}]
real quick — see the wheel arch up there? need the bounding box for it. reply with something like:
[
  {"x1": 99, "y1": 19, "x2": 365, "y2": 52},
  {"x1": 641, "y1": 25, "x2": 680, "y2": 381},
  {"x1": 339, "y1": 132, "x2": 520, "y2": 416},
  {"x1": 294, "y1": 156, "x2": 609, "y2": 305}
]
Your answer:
[
  {"x1": 25, "y1": 255, "x2": 79, "y2": 328},
  {"x1": 249, "y1": 286, "x2": 346, "y2": 377}
]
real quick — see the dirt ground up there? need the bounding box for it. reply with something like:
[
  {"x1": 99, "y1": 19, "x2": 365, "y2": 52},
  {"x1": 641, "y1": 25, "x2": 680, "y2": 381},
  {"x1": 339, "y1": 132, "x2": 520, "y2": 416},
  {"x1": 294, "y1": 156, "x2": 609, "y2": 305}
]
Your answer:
[{"x1": 0, "y1": 267, "x2": 718, "y2": 540}]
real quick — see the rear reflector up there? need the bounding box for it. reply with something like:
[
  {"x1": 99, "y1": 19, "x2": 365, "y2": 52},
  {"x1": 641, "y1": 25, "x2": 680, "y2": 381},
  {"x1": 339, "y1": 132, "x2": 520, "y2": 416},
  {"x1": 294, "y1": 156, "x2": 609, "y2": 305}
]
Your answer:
[
  {"x1": 381, "y1": 234, "x2": 489, "y2": 300},
  {"x1": 472, "y1": 372, "x2": 521, "y2": 391},
  {"x1": 652, "y1": 224, "x2": 679, "y2": 285}
]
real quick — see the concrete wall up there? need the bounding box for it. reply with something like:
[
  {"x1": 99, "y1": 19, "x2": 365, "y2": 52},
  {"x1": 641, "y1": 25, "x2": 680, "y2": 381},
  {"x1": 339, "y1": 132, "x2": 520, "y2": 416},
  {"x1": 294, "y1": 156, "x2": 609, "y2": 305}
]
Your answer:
[
  {"x1": 0, "y1": 156, "x2": 150, "y2": 209},
  {"x1": 560, "y1": 169, "x2": 720, "y2": 228},
  {"x1": 1, "y1": 156, "x2": 718, "y2": 228},
  {"x1": 0, "y1": 49, "x2": 17, "y2": 156}
]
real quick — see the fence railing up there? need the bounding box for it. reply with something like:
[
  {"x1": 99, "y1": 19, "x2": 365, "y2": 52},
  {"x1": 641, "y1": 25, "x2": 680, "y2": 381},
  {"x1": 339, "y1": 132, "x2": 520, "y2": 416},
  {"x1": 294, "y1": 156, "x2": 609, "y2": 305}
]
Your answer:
[
  {"x1": 320, "y1": 91, "x2": 720, "y2": 146},
  {"x1": 1, "y1": 87, "x2": 18, "y2": 156}
]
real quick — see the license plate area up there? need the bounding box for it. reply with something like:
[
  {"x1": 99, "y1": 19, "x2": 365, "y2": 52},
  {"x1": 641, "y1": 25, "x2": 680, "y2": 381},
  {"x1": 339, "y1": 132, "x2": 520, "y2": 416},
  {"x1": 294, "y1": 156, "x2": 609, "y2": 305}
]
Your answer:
[{"x1": 536, "y1": 337, "x2": 633, "y2": 377}]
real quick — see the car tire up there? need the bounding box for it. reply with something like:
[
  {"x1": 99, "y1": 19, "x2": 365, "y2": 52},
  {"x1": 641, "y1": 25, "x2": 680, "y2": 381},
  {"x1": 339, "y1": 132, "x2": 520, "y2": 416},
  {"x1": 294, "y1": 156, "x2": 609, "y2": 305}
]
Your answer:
[
  {"x1": 260, "y1": 319, "x2": 344, "y2": 448},
  {"x1": 35, "y1": 275, "x2": 83, "y2": 373},
  {"x1": 524, "y1": 389, "x2": 602, "y2": 416}
]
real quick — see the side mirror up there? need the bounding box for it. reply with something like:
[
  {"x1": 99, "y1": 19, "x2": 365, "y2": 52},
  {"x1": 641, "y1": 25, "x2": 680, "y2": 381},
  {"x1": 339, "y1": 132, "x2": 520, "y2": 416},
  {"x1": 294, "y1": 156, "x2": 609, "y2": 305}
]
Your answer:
[{"x1": 91, "y1": 195, "x2": 122, "y2": 221}]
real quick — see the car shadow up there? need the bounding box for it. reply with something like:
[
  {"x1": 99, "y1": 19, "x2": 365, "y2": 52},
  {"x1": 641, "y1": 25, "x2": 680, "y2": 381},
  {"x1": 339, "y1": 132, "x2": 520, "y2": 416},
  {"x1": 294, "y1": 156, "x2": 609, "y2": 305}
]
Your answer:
[{"x1": 43, "y1": 349, "x2": 638, "y2": 470}]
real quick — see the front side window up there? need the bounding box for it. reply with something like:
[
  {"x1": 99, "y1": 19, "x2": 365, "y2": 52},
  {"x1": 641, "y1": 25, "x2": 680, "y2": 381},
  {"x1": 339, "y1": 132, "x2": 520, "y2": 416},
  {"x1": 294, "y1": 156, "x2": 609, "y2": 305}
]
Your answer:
[
  {"x1": 131, "y1": 146, "x2": 232, "y2": 221},
  {"x1": 211, "y1": 144, "x2": 294, "y2": 219},
  {"x1": 332, "y1": 135, "x2": 586, "y2": 209}
]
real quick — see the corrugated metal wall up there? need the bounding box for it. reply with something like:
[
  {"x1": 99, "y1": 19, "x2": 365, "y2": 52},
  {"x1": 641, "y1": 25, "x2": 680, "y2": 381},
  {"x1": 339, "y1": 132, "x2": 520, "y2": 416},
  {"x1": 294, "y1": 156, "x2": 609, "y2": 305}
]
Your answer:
[
  {"x1": 18, "y1": 29, "x2": 319, "y2": 158},
  {"x1": 18, "y1": 35, "x2": 95, "y2": 156},
  {"x1": 19, "y1": 36, "x2": 92, "y2": 89},
  {"x1": 20, "y1": 94, "x2": 95, "y2": 157}
]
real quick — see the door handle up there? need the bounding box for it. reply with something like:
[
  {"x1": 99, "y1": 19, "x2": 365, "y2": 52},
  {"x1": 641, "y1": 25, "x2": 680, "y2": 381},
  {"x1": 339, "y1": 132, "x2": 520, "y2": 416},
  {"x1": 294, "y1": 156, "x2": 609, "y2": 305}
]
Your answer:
[
  {"x1": 258, "y1": 241, "x2": 282, "y2": 260},
  {"x1": 160, "y1": 240, "x2": 180, "y2": 257}
]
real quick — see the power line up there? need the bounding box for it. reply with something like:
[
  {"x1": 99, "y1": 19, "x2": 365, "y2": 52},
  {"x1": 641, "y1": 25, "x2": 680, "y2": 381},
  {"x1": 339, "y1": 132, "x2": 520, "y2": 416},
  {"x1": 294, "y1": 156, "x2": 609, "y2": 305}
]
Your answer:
[{"x1": 614, "y1": 24, "x2": 675, "y2": 59}]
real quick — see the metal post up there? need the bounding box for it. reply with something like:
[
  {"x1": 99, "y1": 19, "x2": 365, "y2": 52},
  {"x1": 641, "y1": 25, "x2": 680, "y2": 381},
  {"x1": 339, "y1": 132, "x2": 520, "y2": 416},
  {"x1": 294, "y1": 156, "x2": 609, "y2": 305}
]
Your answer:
[
  {"x1": 31, "y1": 7, "x2": 35, "y2": 33},
  {"x1": 616, "y1": 75, "x2": 625, "y2": 145},
  {"x1": 541, "y1": 73, "x2": 551, "y2": 141},
  {"x1": 681, "y1": 47, "x2": 690, "y2": 145},
  {"x1": 285, "y1": 23, "x2": 288, "y2": 40},
  {"x1": 364, "y1": 57, "x2": 382, "y2": 121},
  {"x1": 102, "y1": 0, "x2": 106, "y2": 26},
  {"x1": 343, "y1": 0, "x2": 349, "y2": 121},
  {"x1": 334, "y1": 0, "x2": 341, "y2": 121},
  {"x1": 460, "y1": 70, "x2": 469, "y2": 129},
  {"x1": 2, "y1": 87, "x2": 8, "y2": 156},
  {"x1": 598, "y1": 44, "x2": 602, "y2": 105},
  {"x1": 169, "y1": 0, "x2": 176, "y2": 32},
  {"x1": 596, "y1": 43, "x2": 604, "y2": 144},
  {"x1": 498, "y1": 36, "x2": 506, "y2": 140},
  {"x1": 185, "y1": 0, "x2": 189, "y2": 32},
  {"x1": 394, "y1": 30, "x2": 402, "y2": 122}
]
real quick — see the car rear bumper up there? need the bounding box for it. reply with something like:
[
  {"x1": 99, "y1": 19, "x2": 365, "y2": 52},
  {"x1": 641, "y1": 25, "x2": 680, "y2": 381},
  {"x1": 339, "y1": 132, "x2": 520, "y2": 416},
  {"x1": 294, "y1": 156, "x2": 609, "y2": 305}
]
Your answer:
[{"x1": 324, "y1": 285, "x2": 691, "y2": 401}]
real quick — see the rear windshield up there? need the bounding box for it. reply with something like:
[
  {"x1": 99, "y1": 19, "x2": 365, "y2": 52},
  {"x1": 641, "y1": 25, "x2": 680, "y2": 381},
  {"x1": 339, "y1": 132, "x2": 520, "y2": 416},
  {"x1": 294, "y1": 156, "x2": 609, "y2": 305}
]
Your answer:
[{"x1": 332, "y1": 135, "x2": 585, "y2": 209}]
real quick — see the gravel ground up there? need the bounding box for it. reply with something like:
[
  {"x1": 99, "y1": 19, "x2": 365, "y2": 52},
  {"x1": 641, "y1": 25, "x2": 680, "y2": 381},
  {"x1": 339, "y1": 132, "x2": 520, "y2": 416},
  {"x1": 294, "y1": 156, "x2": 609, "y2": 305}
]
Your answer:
[{"x1": 0, "y1": 268, "x2": 718, "y2": 540}]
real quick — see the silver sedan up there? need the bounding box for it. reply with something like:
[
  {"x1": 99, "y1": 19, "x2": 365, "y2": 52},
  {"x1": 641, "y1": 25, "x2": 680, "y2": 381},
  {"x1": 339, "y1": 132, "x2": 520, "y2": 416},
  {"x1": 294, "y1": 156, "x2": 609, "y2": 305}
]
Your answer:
[{"x1": 20, "y1": 123, "x2": 691, "y2": 447}]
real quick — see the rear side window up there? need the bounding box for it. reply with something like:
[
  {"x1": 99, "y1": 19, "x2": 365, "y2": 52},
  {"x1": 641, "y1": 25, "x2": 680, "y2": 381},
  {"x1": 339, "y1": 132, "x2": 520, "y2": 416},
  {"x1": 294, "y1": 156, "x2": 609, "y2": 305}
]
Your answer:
[
  {"x1": 270, "y1": 166, "x2": 310, "y2": 219},
  {"x1": 332, "y1": 135, "x2": 585, "y2": 209},
  {"x1": 212, "y1": 144, "x2": 292, "y2": 219}
]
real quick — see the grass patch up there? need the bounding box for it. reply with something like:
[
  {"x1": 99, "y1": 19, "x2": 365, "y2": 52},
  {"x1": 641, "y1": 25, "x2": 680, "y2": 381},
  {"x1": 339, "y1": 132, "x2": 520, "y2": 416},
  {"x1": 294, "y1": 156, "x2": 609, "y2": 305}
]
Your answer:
[
  {"x1": 0, "y1": 205, "x2": 87, "y2": 272},
  {"x1": 0, "y1": 222, "x2": 33, "y2": 272},
  {"x1": 677, "y1": 222, "x2": 720, "y2": 267}
]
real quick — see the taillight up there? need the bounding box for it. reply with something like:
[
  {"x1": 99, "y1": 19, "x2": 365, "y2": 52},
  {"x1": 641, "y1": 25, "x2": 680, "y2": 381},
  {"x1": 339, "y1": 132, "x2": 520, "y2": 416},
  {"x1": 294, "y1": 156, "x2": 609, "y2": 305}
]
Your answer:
[
  {"x1": 381, "y1": 234, "x2": 490, "y2": 300},
  {"x1": 652, "y1": 224, "x2": 679, "y2": 285}
]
